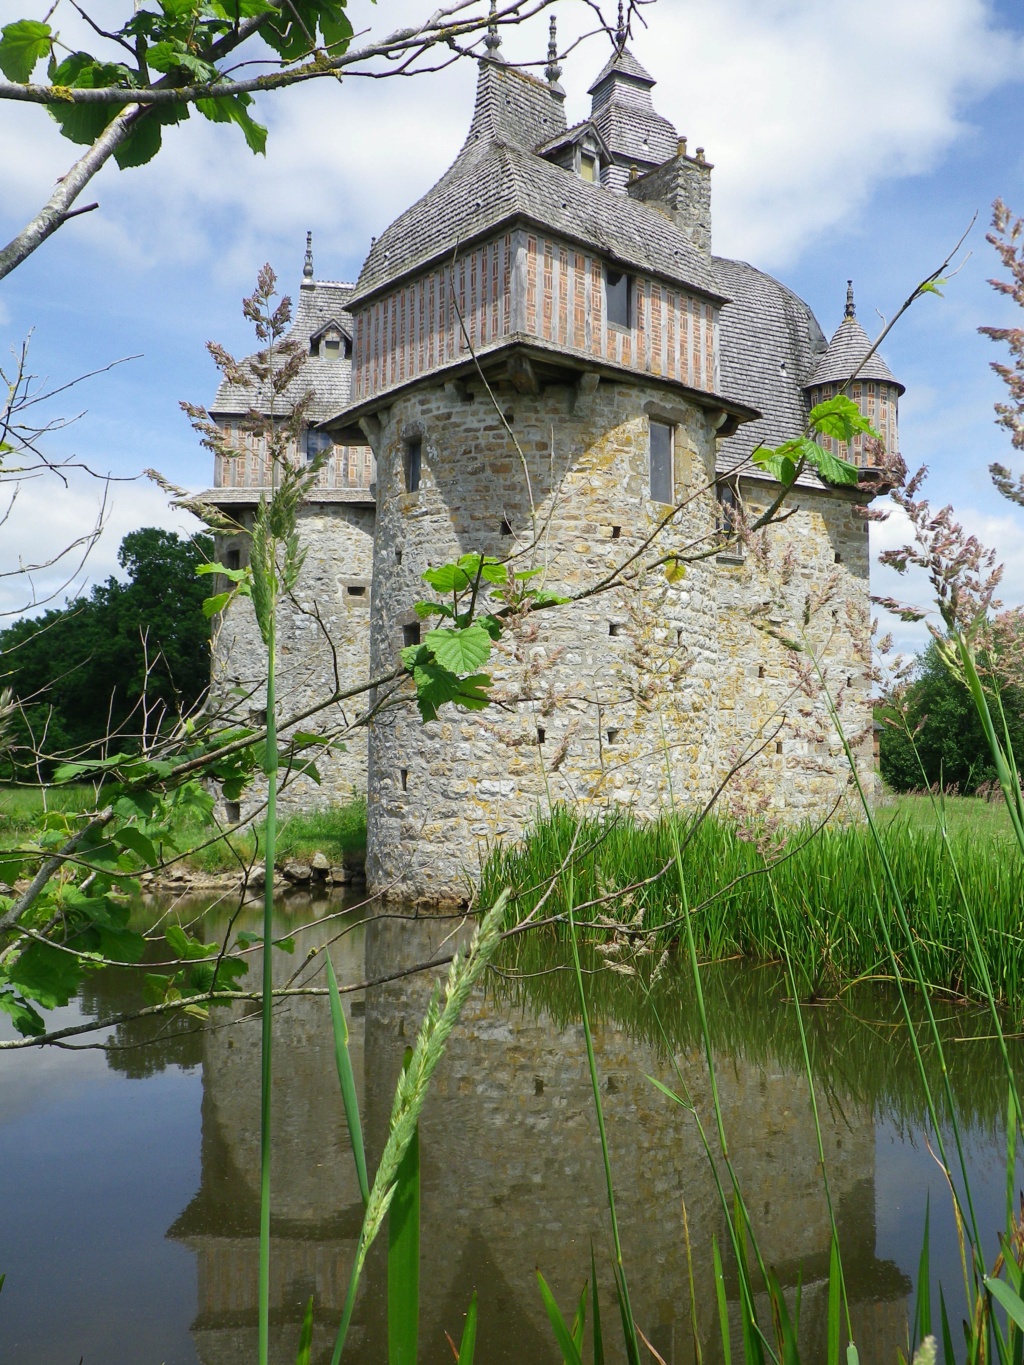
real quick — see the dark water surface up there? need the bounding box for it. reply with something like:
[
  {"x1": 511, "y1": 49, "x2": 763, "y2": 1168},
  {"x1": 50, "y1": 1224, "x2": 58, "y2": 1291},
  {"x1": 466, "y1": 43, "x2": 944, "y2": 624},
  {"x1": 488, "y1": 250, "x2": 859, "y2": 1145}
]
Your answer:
[{"x1": 0, "y1": 895, "x2": 1021, "y2": 1364}]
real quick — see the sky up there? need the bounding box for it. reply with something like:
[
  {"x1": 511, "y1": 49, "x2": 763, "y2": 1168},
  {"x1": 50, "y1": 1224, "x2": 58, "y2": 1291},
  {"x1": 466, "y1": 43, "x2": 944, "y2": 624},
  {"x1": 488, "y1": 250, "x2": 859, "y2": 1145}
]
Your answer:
[{"x1": 1, "y1": 0, "x2": 1023, "y2": 653}]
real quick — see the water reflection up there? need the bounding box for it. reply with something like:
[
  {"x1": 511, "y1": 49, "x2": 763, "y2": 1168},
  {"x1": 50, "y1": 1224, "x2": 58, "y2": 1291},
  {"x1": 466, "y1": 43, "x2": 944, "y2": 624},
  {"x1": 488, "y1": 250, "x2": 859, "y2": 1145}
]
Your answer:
[
  {"x1": 164, "y1": 912, "x2": 922, "y2": 1364},
  {"x1": 4, "y1": 900, "x2": 1019, "y2": 1364}
]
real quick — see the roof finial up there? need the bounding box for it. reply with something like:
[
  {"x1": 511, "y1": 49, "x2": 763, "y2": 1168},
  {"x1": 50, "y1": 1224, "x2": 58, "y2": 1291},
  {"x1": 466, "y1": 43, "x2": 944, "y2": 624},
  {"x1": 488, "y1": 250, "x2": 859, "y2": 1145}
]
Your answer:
[
  {"x1": 615, "y1": 0, "x2": 626, "y2": 47},
  {"x1": 545, "y1": 13, "x2": 563, "y2": 85},
  {"x1": 485, "y1": 0, "x2": 502, "y2": 54},
  {"x1": 301, "y1": 230, "x2": 314, "y2": 288},
  {"x1": 845, "y1": 279, "x2": 856, "y2": 319}
]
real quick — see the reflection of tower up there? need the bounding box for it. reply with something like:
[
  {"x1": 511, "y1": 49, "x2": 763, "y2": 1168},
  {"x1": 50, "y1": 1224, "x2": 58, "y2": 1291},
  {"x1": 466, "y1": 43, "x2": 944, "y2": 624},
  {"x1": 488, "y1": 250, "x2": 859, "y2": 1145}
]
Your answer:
[
  {"x1": 168, "y1": 920, "x2": 368, "y2": 1365},
  {"x1": 168, "y1": 916, "x2": 909, "y2": 1364}
]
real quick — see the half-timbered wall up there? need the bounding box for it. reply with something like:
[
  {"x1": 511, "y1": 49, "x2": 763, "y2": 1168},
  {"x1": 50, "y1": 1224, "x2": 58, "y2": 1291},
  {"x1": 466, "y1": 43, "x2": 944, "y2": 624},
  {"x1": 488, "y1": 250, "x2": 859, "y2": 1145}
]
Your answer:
[
  {"x1": 808, "y1": 379, "x2": 899, "y2": 468},
  {"x1": 213, "y1": 422, "x2": 375, "y2": 492},
  {"x1": 350, "y1": 229, "x2": 720, "y2": 402}
]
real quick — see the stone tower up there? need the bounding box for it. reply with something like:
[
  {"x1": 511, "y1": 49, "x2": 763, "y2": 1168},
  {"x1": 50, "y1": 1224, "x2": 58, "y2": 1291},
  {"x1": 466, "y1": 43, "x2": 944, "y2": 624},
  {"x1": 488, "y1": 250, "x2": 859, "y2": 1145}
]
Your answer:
[
  {"x1": 318, "y1": 27, "x2": 897, "y2": 904},
  {"x1": 805, "y1": 281, "x2": 904, "y2": 468},
  {"x1": 204, "y1": 241, "x2": 376, "y2": 817}
]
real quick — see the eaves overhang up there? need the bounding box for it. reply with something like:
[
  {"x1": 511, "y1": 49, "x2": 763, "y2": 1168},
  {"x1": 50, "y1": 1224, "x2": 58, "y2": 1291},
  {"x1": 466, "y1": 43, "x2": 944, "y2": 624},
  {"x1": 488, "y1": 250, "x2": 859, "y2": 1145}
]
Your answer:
[{"x1": 320, "y1": 334, "x2": 760, "y2": 444}]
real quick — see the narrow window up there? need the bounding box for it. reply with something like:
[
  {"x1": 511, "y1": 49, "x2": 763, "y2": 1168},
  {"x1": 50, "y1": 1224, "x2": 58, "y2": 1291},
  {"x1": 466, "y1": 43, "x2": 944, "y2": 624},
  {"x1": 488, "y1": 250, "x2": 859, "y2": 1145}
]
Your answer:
[
  {"x1": 395, "y1": 548, "x2": 403, "y2": 565},
  {"x1": 609, "y1": 622, "x2": 624, "y2": 637},
  {"x1": 758, "y1": 665, "x2": 765, "y2": 679},
  {"x1": 611, "y1": 525, "x2": 621, "y2": 539},
  {"x1": 649, "y1": 421, "x2": 674, "y2": 504},
  {"x1": 605, "y1": 267, "x2": 632, "y2": 329},
  {"x1": 304, "y1": 428, "x2": 333, "y2": 463},
  {"x1": 402, "y1": 623, "x2": 421, "y2": 649},
  {"x1": 500, "y1": 518, "x2": 513, "y2": 537},
  {"x1": 834, "y1": 551, "x2": 842, "y2": 564},
  {"x1": 580, "y1": 152, "x2": 599, "y2": 183},
  {"x1": 225, "y1": 800, "x2": 241, "y2": 824},
  {"x1": 606, "y1": 728, "x2": 620, "y2": 746},
  {"x1": 716, "y1": 482, "x2": 741, "y2": 537},
  {"x1": 536, "y1": 726, "x2": 546, "y2": 745},
  {"x1": 225, "y1": 547, "x2": 241, "y2": 571},
  {"x1": 403, "y1": 438, "x2": 422, "y2": 493},
  {"x1": 400, "y1": 768, "x2": 409, "y2": 791}
]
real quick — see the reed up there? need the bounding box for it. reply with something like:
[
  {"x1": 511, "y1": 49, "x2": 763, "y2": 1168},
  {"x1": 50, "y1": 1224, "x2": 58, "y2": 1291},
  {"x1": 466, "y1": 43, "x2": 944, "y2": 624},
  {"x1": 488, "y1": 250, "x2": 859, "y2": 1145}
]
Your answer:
[{"x1": 482, "y1": 809, "x2": 1024, "y2": 1008}]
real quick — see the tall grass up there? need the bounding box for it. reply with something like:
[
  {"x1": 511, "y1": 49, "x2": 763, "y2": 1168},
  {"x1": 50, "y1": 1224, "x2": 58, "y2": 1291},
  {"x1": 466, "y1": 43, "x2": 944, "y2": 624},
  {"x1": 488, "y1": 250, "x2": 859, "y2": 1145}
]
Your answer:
[{"x1": 482, "y1": 810, "x2": 1024, "y2": 1009}]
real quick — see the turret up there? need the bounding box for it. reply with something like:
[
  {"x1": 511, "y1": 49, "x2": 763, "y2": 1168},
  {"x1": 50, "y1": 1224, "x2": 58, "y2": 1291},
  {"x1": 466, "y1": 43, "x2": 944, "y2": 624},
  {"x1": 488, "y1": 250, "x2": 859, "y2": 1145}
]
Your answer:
[{"x1": 804, "y1": 282, "x2": 904, "y2": 468}]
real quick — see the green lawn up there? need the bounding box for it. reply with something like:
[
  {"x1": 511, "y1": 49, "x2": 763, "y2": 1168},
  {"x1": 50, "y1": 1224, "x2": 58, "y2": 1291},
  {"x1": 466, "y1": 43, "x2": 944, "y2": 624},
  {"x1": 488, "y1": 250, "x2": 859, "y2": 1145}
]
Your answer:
[
  {"x1": 0, "y1": 784, "x2": 367, "y2": 872},
  {"x1": 876, "y1": 791, "x2": 1020, "y2": 842}
]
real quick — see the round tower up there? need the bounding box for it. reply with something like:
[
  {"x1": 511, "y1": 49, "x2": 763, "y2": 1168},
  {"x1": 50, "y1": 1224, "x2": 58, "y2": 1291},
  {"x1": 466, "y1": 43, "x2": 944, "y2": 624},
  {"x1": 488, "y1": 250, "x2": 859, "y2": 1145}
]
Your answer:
[{"x1": 804, "y1": 282, "x2": 904, "y2": 469}]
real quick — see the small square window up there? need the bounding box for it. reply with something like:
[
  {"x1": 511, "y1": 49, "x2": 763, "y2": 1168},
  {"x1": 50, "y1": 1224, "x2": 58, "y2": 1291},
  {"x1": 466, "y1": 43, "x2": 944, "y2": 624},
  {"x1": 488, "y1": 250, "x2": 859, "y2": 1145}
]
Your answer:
[
  {"x1": 580, "y1": 152, "x2": 599, "y2": 183},
  {"x1": 605, "y1": 267, "x2": 632, "y2": 329},
  {"x1": 404, "y1": 438, "x2": 422, "y2": 493},
  {"x1": 649, "y1": 421, "x2": 674, "y2": 504}
]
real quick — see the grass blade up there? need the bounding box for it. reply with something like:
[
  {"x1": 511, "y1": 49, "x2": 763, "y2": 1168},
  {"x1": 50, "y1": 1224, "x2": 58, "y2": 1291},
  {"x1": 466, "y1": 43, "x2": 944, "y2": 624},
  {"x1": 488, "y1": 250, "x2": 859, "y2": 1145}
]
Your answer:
[
  {"x1": 536, "y1": 1269, "x2": 585, "y2": 1365},
  {"x1": 713, "y1": 1235, "x2": 732, "y2": 1365},
  {"x1": 591, "y1": 1241, "x2": 604, "y2": 1365},
  {"x1": 681, "y1": 1197, "x2": 703, "y2": 1365},
  {"x1": 828, "y1": 1235, "x2": 841, "y2": 1365},
  {"x1": 939, "y1": 1288, "x2": 956, "y2": 1365},
  {"x1": 326, "y1": 954, "x2": 369, "y2": 1205},
  {"x1": 913, "y1": 1197, "x2": 932, "y2": 1351},
  {"x1": 457, "y1": 1290, "x2": 478, "y2": 1364},
  {"x1": 986, "y1": 1277, "x2": 1024, "y2": 1334},
  {"x1": 387, "y1": 1090, "x2": 420, "y2": 1365},
  {"x1": 295, "y1": 1296, "x2": 314, "y2": 1365},
  {"x1": 571, "y1": 1279, "x2": 589, "y2": 1357}
]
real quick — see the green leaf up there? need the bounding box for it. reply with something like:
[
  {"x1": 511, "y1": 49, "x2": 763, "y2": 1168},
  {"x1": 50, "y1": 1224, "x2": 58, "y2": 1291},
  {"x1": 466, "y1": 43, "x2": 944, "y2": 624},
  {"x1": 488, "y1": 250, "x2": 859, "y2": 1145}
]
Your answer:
[
  {"x1": 424, "y1": 623, "x2": 492, "y2": 673},
  {"x1": 986, "y1": 1277, "x2": 1024, "y2": 1333},
  {"x1": 47, "y1": 54, "x2": 133, "y2": 147},
  {"x1": 808, "y1": 394, "x2": 877, "y2": 443},
  {"x1": 114, "y1": 826, "x2": 159, "y2": 868},
  {"x1": 295, "y1": 1296, "x2": 315, "y2": 1365},
  {"x1": 570, "y1": 1278, "x2": 588, "y2": 1356},
  {"x1": 273, "y1": 935, "x2": 295, "y2": 953},
  {"x1": 166, "y1": 923, "x2": 218, "y2": 961},
  {"x1": 7, "y1": 941, "x2": 82, "y2": 1009},
  {"x1": 591, "y1": 1241, "x2": 605, "y2": 1365},
  {"x1": 196, "y1": 93, "x2": 267, "y2": 155},
  {"x1": 529, "y1": 589, "x2": 571, "y2": 608},
  {"x1": 144, "y1": 972, "x2": 173, "y2": 1004},
  {"x1": 713, "y1": 1235, "x2": 731, "y2": 1365},
  {"x1": 388, "y1": 1061, "x2": 420, "y2": 1365},
  {"x1": 413, "y1": 599, "x2": 454, "y2": 620},
  {"x1": 202, "y1": 589, "x2": 233, "y2": 618},
  {"x1": 536, "y1": 1270, "x2": 584, "y2": 1365},
  {"x1": 0, "y1": 989, "x2": 45, "y2": 1037},
  {"x1": 422, "y1": 563, "x2": 471, "y2": 595},
  {"x1": 0, "y1": 19, "x2": 52, "y2": 82},
  {"x1": 809, "y1": 443, "x2": 860, "y2": 487},
  {"x1": 326, "y1": 955, "x2": 369, "y2": 1204},
  {"x1": 827, "y1": 1235, "x2": 840, "y2": 1365}
]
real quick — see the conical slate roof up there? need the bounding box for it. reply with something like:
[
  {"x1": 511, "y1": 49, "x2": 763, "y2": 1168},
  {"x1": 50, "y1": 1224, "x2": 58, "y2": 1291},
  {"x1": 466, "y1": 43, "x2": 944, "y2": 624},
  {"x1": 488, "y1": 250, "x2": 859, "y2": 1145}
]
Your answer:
[
  {"x1": 349, "y1": 57, "x2": 722, "y2": 306},
  {"x1": 805, "y1": 285, "x2": 904, "y2": 393},
  {"x1": 211, "y1": 272, "x2": 355, "y2": 421},
  {"x1": 587, "y1": 44, "x2": 656, "y2": 94}
]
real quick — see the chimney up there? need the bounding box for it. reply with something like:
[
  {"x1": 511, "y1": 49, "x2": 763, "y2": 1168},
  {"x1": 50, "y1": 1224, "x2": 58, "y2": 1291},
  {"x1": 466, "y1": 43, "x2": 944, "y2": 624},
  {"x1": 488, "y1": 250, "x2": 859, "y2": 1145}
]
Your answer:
[{"x1": 627, "y1": 140, "x2": 712, "y2": 256}]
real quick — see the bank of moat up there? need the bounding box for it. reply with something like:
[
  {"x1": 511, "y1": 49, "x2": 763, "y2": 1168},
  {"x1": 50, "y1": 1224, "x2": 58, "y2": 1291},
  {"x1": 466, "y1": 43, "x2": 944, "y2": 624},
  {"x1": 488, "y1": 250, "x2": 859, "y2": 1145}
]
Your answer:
[{"x1": 202, "y1": 20, "x2": 902, "y2": 903}]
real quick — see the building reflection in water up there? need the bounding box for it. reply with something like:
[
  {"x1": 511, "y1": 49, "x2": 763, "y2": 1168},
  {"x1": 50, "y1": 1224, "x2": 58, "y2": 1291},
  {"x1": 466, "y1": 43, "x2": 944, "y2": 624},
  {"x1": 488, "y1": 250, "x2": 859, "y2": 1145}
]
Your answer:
[{"x1": 168, "y1": 913, "x2": 909, "y2": 1364}]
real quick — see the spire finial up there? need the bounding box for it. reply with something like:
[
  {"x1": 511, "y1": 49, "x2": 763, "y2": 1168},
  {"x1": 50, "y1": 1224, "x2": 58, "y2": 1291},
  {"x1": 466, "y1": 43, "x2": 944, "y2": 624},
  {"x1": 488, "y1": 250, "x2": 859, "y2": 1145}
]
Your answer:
[
  {"x1": 485, "y1": 0, "x2": 502, "y2": 54},
  {"x1": 845, "y1": 279, "x2": 855, "y2": 318},
  {"x1": 545, "y1": 13, "x2": 563, "y2": 85},
  {"x1": 615, "y1": 0, "x2": 626, "y2": 47},
  {"x1": 301, "y1": 230, "x2": 314, "y2": 288}
]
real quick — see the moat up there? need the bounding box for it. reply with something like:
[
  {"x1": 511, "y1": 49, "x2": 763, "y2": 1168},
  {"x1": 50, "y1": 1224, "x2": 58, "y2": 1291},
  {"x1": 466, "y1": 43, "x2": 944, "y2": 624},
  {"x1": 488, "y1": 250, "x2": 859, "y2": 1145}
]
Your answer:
[{"x1": 0, "y1": 894, "x2": 1020, "y2": 1364}]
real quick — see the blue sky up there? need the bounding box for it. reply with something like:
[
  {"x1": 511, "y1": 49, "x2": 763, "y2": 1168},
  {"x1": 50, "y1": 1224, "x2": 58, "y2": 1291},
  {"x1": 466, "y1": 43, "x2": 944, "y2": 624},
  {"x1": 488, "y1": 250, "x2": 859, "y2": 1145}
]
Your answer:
[{"x1": 1, "y1": 0, "x2": 1023, "y2": 651}]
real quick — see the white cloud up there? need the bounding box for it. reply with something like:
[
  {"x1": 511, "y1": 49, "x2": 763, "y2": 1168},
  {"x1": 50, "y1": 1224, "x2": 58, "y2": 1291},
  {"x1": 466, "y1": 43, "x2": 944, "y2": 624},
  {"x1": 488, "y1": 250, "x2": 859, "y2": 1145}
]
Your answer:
[
  {"x1": 2, "y1": 0, "x2": 1020, "y2": 279},
  {"x1": 0, "y1": 473, "x2": 202, "y2": 620}
]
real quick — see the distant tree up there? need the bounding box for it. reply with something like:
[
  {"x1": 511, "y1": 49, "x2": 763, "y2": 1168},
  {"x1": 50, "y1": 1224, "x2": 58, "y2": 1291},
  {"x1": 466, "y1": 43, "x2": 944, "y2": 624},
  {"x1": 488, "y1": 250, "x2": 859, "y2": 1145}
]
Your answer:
[
  {"x1": 0, "y1": 527, "x2": 212, "y2": 765},
  {"x1": 878, "y1": 630, "x2": 1024, "y2": 793}
]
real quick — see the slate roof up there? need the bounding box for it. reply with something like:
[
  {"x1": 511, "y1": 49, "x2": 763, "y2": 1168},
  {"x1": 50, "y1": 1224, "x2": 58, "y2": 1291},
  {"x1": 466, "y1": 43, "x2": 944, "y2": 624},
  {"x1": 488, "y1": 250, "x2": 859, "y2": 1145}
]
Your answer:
[
  {"x1": 806, "y1": 313, "x2": 904, "y2": 392},
  {"x1": 713, "y1": 256, "x2": 830, "y2": 487},
  {"x1": 349, "y1": 58, "x2": 723, "y2": 307},
  {"x1": 210, "y1": 279, "x2": 355, "y2": 422}
]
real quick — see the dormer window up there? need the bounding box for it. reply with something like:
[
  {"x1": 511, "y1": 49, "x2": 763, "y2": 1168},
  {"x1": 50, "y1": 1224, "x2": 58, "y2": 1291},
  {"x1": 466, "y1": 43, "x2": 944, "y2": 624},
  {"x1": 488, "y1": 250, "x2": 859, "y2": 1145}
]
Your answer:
[
  {"x1": 309, "y1": 323, "x2": 351, "y2": 360},
  {"x1": 324, "y1": 335, "x2": 341, "y2": 357},
  {"x1": 605, "y1": 267, "x2": 632, "y2": 329},
  {"x1": 580, "y1": 152, "x2": 599, "y2": 183}
]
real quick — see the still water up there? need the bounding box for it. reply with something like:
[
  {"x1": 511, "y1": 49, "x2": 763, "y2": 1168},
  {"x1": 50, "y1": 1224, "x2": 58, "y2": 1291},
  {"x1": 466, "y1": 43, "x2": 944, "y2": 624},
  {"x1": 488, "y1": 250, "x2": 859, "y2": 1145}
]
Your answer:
[{"x1": 0, "y1": 894, "x2": 1021, "y2": 1364}]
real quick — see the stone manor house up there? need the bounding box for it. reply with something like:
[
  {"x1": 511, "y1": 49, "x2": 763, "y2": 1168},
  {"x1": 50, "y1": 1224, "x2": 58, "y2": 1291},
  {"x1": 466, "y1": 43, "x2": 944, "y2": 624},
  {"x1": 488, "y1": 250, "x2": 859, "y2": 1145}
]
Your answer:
[{"x1": 204, "y1": 21, "x2": 902, "y2": 903}]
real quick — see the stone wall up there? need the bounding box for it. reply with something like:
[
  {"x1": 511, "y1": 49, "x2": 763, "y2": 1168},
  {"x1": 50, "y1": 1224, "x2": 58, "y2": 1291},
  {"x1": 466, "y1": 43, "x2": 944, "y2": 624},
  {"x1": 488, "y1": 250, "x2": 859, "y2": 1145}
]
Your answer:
[
  {"x1": 365, "y1": 373, "x2": 724, "y2": 902},
  {"x1": 714, "y1": 477, "x2": 875, "y2": 821},
  {"x1": 210, "y1": 500, "x2": 375, "y2": 820}
]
